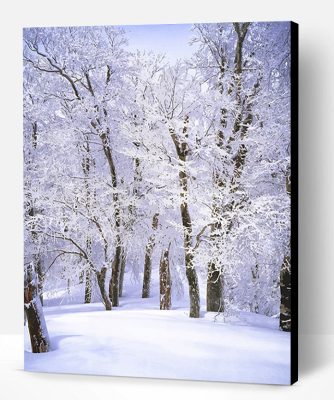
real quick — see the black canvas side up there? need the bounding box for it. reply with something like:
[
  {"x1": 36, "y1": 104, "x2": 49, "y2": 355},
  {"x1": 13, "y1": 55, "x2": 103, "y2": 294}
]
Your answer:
[{"x1": 290, "y1": 20, "x2": 299, "y2": 385}]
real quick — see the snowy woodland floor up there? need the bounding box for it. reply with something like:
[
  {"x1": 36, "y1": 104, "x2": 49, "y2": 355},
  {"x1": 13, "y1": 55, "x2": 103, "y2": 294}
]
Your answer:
[{"x1": 24, "y1": 271, "x2": 290, "y2": 385}]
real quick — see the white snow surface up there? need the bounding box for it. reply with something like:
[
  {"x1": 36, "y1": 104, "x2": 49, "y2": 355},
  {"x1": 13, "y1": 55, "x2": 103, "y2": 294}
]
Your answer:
[{"x1": 24, "y1": 274, "x2": 290, "y2": 385}]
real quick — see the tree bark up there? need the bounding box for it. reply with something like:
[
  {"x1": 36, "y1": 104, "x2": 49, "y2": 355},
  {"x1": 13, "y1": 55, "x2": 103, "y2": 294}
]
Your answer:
[
  {"x1": 142, "y1": 213, "x2": 159, "y2": 298},
  {"x1": 84, "y1": 268, "x2": 92, "y2": 303},
  {"x1": 84, "y1": 237, "x2": 92, "y2": 304},
  {"x1": 24, "y1": 263, "x2": 50, "y2": 353},
  {"x1": 181, "y1": 191, "x2": 201, "y2": 318},
  {"x1": 160, "y1": 246, "x2": 171, "y2": 310},
  {"x1": 206, "y1": 260, "x2": 223, "y2": 312},
  {"x1": 250, "y1": 264, "x2": 259, "y2": 313},
  {"x1": 280, "y1": 256, "x2": 291, "y2": 331},
  {"x1": 35, "y1": 256, "x2": 44, "y2": 306},
  {"x1": 28, "y1": 204, "x2": 45, "y2": 306},
  {"x1": 97, "y1": 267, "x2": 112, "y2": 310},
  {"x1": 183, "y1": 213, "x2": 200, "y2": 318},
  {"x1": 109, "y1": 245, "x2": 122, "y2": 306},
  {"x1": 119, "y1": 249, "x2": 126, "y2": 297},
  {"x1": 206, "y1": 206, "x2": 223, "y2": 313},
  {"x1": 28, "y1": 122, "x2": 45, "y2": 306}
]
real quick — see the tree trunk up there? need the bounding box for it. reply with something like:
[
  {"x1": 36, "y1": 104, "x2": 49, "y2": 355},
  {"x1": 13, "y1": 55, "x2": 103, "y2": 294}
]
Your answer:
[
  {"x1": 280, "y1": 255, "x2": 291, "y2": 331},
  {"x1": 170, "y1": 121, "x2": 200, "y2": 318},
  {"x1": 160, "y1": 246, "x2": 171, "y2": 310},
  {"x1": 84, "y1": 268, "x2": 92, "y2": 303},
  {"x1": 28, "y1": 123, "x2": 45, "y2": 307},
  {"x1": 24, "y1": 263, "x2": 50, "y2": 353},
  {"x1": 250, "y1": 264, "x2": 259, "y2": 313},
  {"x1": 207, "y1": 260, "x2": 223, "y2": 312},
  {"x1": 142, "y1": 213, "x2": 159, "y2": 298},
  {"x1": 35, "y1": 256, "x2": 44, "y2": 306},
  {"x1": 109, "y1": 243, "x2": 122, "y2": 307},
  {"x1": 206, "y1": 194, "x2": 224, "y2": 312},
  {"x1": 142, "y1": 244, "x2": 153, "y2": 298},
  {"x1": 119, "y1": 249, "x2": 126, "y2": 297},
  {"x1": 81, "y1": 142, "x2": 94, "y2": 306},
  {"x1": 100, "y1": 133, "x2": 123, "y2": 308},
  {"x1": 29, "y1": 204, "x2": 45, "y2": 306},
  {"x1": 185, "y1": 253, "x2": 200, "y2": 318},
  {"x1": 96, "y1": 267, "x2": 112, "y2": 310},
  {"x1": 181, "y1": 196, "x2": 200, "y2": 318}
]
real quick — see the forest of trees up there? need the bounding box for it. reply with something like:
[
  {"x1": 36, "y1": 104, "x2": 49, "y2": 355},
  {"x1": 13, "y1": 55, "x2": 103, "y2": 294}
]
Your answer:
[{"x1": 23, "y1": 22, "x2": 291, "y2": 353}]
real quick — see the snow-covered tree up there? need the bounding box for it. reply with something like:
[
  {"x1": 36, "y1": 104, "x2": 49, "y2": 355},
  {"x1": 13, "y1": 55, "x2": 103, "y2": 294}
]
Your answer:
[
  {"x1": 191, "y1": 22, "x2": 291, "y2": 317},
  {"x1": 23, "y1": 22, "x2": 291, "y2": 332}
]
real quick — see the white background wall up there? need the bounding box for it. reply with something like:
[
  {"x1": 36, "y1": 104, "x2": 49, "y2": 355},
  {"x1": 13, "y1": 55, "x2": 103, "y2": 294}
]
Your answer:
[{"x1": 0, "y1": 0, "x2": 333, "y2": 379}]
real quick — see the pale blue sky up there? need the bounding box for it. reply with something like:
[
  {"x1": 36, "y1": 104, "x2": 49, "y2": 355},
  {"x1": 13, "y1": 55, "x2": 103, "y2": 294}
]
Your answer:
[{"x1": 124, "y1": 24, "x2": 196, "y2": 62}]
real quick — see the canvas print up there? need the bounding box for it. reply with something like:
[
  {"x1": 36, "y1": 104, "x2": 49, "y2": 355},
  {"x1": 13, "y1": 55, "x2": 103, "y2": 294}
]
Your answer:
[{"x1": 23, "y1": 21, "x2": 298, "y2": 385}]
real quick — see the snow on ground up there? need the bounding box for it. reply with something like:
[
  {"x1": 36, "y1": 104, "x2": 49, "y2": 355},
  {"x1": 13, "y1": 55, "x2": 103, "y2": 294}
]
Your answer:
[{"x1": 25, "y1": 274, "x2": 290, "y2": 385}]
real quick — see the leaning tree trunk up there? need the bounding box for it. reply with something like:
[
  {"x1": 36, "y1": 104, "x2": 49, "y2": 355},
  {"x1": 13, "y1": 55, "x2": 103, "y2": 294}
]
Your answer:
[
  {"x1": 160, "y1": 246, "x2": 172, "y2": 310},
  {"x1": 142, "y1": 213, "x2": 159, "y2": 298},
  {"x1": 96, "y1": 267, "x2": 112, "y2": 310},
  {"x1": 24, "y1": 263, "x2": 50, "y2": 353}
]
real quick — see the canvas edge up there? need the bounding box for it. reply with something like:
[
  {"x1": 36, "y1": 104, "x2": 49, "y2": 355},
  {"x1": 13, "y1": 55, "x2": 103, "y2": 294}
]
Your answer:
[
  {"x1": 21, "y1": 22, "x2": 298, "y2": 386},
  {"x1": 290, "y1": 20, "x2": 299, "y2": 385}
]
